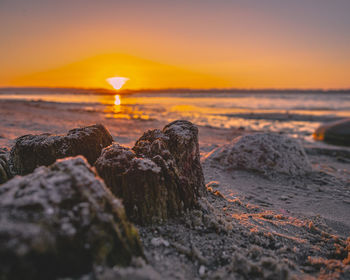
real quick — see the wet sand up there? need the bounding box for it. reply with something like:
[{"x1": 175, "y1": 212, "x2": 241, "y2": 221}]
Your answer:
[{"x1": 1, "y1": 99, "x2": 350, "y2": 279}]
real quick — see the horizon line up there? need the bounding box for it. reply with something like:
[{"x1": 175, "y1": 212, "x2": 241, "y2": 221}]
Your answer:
[{"x1": 1, "y1": 86, "x2": 350, "y2": 95}]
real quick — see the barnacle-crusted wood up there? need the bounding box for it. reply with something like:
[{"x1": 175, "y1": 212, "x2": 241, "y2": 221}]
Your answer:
[
  {"x1": 10, "y1": 124, "x2": 113, "y2": 175},
  {"x1": 0, "y1": 156, "x2": 144, "y2": 280},
  {"x1": 95, "y1": 120, "x2": 205, "y2": 225},
  {"x1": 136, "y1": 120, "x2": 205, "y2": 196},
  {"x1": 0, "y1": 148, "x2": 11, "y2": 184}
]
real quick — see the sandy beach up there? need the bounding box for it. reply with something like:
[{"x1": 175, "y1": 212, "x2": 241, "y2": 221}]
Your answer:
[
  {"x1": 2, "y1": 1, "x2": 350, "y2": 278},
  {"x1": 0, "y1": 97, "x2": 349, "y2": 279}
]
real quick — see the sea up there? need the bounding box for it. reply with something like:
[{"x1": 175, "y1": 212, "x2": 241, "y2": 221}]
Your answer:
[{"x1": 1, "y1": 88, "x2": 349, "y2": 142}]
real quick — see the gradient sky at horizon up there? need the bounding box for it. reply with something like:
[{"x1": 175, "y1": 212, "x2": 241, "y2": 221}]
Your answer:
[{"x1": 1, "y1": 0, "x2": 349, "y2": 89}]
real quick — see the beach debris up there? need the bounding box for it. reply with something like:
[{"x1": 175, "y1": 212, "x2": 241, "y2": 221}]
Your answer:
[
  {"x1": 95, "y1": 120, "x2": 205, "y2": 224},
  {"x1": 10, "y1": 124, "x2": 113, "y2": 175},
  {"x1": 313, "y1": 118, "x2": 350, "y2": 147},
  {"x1": 205, "y1": 133, "x2": 312, "y2": 176},
  {"x1": 0, "y1": 156, "x2": 144, "y2": 280},
  {"x1": 0, "y1": 148, "x2": 11, "y2": 184}
]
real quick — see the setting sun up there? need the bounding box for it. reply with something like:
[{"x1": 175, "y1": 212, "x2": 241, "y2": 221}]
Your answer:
[{"x1": 106, "y1": 76, "x2": 129, "y2": 90}]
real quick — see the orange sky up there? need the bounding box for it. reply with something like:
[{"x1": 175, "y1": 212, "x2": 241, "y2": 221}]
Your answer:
[{"x1": 1, "y1": 0, "x2": 349, "y2": 90}]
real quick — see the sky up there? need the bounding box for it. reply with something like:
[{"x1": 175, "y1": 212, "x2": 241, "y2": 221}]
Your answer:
[{"x1": 0, "y1": 0, "x2": 349, "y2": 90}]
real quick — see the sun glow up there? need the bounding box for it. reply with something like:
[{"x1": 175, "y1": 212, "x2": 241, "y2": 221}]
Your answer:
[{"x1": 106, "y1": 76, "x2": 129, "y2": 90}]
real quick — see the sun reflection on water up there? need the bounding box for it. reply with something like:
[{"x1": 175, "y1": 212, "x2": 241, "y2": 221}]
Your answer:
[
  {"x1": 104, "y1": 95, "x2": 151, "y2": 120},
  {"x1": 114, "y1": 94, "x2": 121, "y2": 106}
]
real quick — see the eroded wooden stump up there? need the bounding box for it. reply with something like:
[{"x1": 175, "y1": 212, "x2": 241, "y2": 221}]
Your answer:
[
  {"x1": 0, "y1": 148, "x2": 11, "y2": 184},
  {"x1": 0, "y1": 156, "x2": 144, "y2": 280},
  {"x1": 10, "y1": 124, "x2": 113, "y2": 175},
  {"x1": 95, "y1": 120, "x2": 205, "y2": 225}
]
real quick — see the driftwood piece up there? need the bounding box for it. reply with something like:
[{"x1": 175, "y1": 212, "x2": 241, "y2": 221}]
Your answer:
[
  {"x1": 0, "y1": 156, "x2": 144, "y2": 280},
  {"x1": 95, "y1": 120, "x2": 205, "y2": 225}
]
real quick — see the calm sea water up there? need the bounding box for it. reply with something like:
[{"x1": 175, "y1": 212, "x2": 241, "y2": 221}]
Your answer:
[{"x1": 1, "y1": 89, "x2": 349, "y2": 140}]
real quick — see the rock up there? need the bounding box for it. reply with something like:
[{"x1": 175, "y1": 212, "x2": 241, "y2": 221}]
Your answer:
[
  {"x1": 0, "y1": 156, "x2": 144, "y2": 280},
  {"x1": 95, "y1": 120, "x2": 205, "y2": 225},
  {"x1": 0, "y1": 148, "x2": 11, "y2": 184},
  {"x1": 279, "y1": 195, "x2": 288, "y2": 201},
  {"x1": 199, "y1": 265, "x2": 206, "y2": 276},
  {"x1": 10, "y1": 124, "x2": 113, "y2": 175},
  {"x1": 205, "y1": 133, "x2": 312, "y2": 176},
  {"x1": 150, "y1": 237, "x2": 170, "y2": 247},
  {"x1": 313, "y1": 118, "x2": 350, "y2": 146}
]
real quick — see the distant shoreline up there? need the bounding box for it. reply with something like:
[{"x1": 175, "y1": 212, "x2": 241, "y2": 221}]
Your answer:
[{"x1": 0, "y1": 86, "x2": 350, "y2": 95}]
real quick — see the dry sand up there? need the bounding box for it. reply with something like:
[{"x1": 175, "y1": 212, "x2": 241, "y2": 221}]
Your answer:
[{"x1": 1, "y1": 99, "x2": 350, "y2": 279}]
